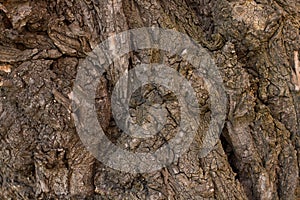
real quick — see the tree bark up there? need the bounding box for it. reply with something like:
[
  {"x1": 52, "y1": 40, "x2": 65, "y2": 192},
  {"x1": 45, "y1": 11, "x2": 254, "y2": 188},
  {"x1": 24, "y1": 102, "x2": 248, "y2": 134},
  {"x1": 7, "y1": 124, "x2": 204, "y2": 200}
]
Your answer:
[{"x1": 0, "y1": 0, "x2": 299, "y2": 199}]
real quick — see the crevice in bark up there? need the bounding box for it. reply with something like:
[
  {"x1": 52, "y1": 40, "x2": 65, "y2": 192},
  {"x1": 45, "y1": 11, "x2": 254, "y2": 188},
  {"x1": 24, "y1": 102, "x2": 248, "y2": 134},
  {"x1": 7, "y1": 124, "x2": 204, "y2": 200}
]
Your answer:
[{"x1": 220, "y1": 131, "x2": 240, "y2": 180}]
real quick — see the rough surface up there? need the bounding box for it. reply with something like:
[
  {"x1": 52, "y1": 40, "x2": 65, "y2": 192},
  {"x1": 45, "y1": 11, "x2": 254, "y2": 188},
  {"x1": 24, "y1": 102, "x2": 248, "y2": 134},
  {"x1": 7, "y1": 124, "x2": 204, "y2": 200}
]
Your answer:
[{"x1": 0, "y1": 0, "x2": 299, "y2": 199}]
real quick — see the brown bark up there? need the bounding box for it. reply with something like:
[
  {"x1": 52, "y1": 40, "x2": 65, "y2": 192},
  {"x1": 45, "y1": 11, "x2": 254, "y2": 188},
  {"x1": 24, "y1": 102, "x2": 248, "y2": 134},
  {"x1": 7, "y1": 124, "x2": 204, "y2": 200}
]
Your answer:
[{"x1": 0, "y1": 0, "x2": 299, "y2": 199}]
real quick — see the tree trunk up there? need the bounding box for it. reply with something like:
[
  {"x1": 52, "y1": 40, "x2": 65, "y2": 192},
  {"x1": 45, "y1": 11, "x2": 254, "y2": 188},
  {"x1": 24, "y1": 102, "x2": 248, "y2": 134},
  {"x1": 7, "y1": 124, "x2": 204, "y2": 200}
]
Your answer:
[{"x1": 0, "y1": 0, "x2": 299, "y2": 199}]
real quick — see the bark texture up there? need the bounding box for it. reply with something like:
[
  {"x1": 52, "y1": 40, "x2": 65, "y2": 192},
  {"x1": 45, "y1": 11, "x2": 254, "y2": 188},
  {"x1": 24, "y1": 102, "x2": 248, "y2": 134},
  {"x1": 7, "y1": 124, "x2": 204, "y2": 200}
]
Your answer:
[{"x1": 0, "y1": 0, "x2": 299, "y2": 199}]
